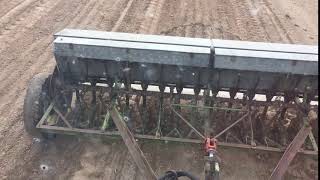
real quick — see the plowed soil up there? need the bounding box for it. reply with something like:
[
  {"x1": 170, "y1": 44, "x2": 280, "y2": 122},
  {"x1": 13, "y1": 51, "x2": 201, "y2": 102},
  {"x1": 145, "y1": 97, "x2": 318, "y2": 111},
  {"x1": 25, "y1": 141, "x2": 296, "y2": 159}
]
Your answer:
[{"x1": 0, "y1": 0, "x2": 318, "y2": 179}]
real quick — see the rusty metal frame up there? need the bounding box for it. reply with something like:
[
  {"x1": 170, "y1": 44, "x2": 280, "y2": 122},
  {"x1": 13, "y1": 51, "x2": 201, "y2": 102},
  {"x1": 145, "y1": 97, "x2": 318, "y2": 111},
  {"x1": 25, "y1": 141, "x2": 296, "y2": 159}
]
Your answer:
[
  {"x1": 269, "y1": 96, "x2": 318, "y2": 180},
  {"x1": 68, "y1": 85, "x2": 318, "y2": 105},
  {"x1": 36, "y1": 102, "x2": 318, "y2": 156},
  {"x1": 269, "y1": 118, "x2": 315, "y2": 180}
]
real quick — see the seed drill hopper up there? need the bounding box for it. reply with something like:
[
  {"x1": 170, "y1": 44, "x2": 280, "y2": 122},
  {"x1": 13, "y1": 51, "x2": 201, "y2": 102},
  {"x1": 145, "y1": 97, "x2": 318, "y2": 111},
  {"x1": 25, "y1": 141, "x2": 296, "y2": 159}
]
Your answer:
[{"x1": 24, "y1": 29, "x2": 318, "y2": 179}]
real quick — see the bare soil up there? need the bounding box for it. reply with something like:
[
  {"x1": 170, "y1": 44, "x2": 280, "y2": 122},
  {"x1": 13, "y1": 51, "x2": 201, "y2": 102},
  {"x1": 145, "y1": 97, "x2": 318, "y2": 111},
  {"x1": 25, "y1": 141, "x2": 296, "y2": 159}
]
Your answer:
[{"x1": 0, "y1": 0, "x2": 318, "y2": 179}]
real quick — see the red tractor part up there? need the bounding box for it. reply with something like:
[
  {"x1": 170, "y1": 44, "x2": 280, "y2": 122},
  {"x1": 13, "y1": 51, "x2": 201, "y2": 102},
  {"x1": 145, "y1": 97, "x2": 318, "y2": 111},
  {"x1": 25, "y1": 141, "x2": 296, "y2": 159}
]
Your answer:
[{"x1": 205, "y1": 138, "x2": 217, "y2": 155}]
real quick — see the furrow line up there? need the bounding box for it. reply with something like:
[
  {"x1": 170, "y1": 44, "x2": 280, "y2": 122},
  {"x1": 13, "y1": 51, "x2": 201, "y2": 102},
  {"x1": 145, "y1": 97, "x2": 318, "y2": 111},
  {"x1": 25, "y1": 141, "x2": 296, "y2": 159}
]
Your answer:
[
  {"x1": 175, "y1": 0, "x2": 188, "y2": 36},
  {"x1": 0, "y1": 0, "x2": 96, "y2": 133},
  {"x1": 0, "y1": 0, "x2": 114, "y2": 174},
  {"x1": 183, "y1": 0, "x2": 196, "y2": 37},
  {"x1": 0, "y1": 0, "x2": 39, "y2": 27},
  {"x1": 89, "y1": 0, "x2": 118, "y2": 29},
  {"x1": 0, "y1": 0, "x2": 25, "y2": 17},
  {"x1": 77, "y1": 0, "x2": 108, "y2": 29},
  {"x1": 203, "y1": 0, "x2": 215, "y2": 38},
  {"x1": 215, "y1": 0, "x2": 239, "y2": 40},
  {"x1": 194, "y1": 0, "x2": 204, "y2": 38},
  {"x1": 0, "y1": 0, "x2": 95, "y2": 85},
  {"x1": 245, "y1": 0, "x2": 272, "y2": 41},
  {"x1": 148, "y1": 0, "x2": 166, "y2": 34},
  {"x1": 67, "y1": 0, "x2": 97, "y2": 29},
  {"x1": 0, "y1": 0, "x2": 116, "y2": 134},
  {"x1": 0, "y1": 0, "x2": 64, "y2": 55},
  {"x1": 261, "y1": 0, "x2": 293, "y2": 43},
  {"x1": 96, "y1": 0, "x2": 125, "y2": 30},
  {"x1": 228, "y1": 0, "x2": 267, "y2": 41},
  {"x1": 139, "y1": 0, "x2": 166, "y2": 34},
  {"x1": 112, "y1": 0, "x2": 135, "y2": 32}
]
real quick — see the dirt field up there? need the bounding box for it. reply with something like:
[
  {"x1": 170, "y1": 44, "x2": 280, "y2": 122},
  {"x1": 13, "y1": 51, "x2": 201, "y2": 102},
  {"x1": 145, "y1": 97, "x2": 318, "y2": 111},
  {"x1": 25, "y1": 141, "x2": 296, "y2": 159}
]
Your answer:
[{"x1": 0, "y1": 0, "x2": 318, "y2": 179}]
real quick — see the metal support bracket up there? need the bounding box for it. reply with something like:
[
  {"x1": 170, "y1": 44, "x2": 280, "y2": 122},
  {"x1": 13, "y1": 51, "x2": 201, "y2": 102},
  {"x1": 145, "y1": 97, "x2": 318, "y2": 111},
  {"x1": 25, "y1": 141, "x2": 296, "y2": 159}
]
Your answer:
[
  {"x1": 269, "y1": 117, "x2": 315, "y2": 180},
  {"x1": 109, "y1": 106, "x2": 157, "y2": 180},
  {"x1": 35, "y1": 101, "x2": 318, "y2": 163}
]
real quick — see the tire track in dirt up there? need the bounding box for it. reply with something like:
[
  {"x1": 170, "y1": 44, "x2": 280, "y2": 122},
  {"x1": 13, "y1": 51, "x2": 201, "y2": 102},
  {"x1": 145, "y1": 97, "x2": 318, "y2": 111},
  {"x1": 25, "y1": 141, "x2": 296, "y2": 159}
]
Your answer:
[
  {"x1": 214, "y1": 0, "x2": 231, "y2": 40},
  {"x1": 245, "y1": 0, "x2": 273, "y2": 40},
  {"x1": 215, "y1": 0, "x2": 241, "y2": 40},
  {"x1": 111, "y1": 0, "x2": 134, "y2": 32},
  {"x1": 5, "y1": 137, "x2": 85, "y2": 179},
  {"x1": 40, "y1": 0, "x2": 146, "y2": 124},
  {"x1": 0, "y1": 38, "x2": 51, "y2": 100},
  {"x1": 0, "y1": 0, "x2": 103, "y2": 131},
  {"x1": 66, "y1": 0, "x2": 98, "y2": 29},
  {"x1": 0, "y1": 0, "x2": 135, "y2": 173},
  {"x1": 87, "y1": 0, "x2": 118, "y2": 29},
  {"x1": 0, "y1": 0, "x2": 39, "y2": 28},
  {"x1": 0, "y1": 0, "x2": 64, "y2": 56},
  {"x1": 174, "y1": 0, "x2": 188, "y2": 36},
  {"x1": 158, "y1": 0, "x2": 213, "y2": 39},
  {"x1": 173, "y1": 0, "x2": 190, "y2": 37},
  {"x1": 157, "y1": 0, "x2": 187, "y2": 36},
  {"x1": 139, "y1": 0, "x2": 166, "y2": 34},
  {"x1": 202, "y1": 0, "x2": 216, "y2": 38},
  {"x1": 261, "y1": 0, "x2": 293, "y2": 43},
  {"x1": 48, "y1": 0, "x2": 135, "y2": 70},
  {"x1": 70, "y1": 141, "x2": 130, "y2": 180},
  {"x1": 0, "y1": 43, "x2": 54, "y2": 118},
  {"x1": 96, "y1": 0, "x2": 130, "y2": 31},
  {"x1": 228, "y1": 0, "x2": 267, "y2": 41},
  {"x1": 0, "y1": 1, "x2": 104, "y2": 175},
  {"x1": 156, "y1": 0, "x2": 181, "y2": 36},
  {"x1": 144, "y1": 143, "x2": 161, "y2": 179},
  {"x1": 45, "y1": 0, "x2": 125, "y2": 71},
  {"x1": 68, "y1": 0, "x2": 102, "y2": 29},
  {"x1": 118, "y1": 154, "x2": 138, "y2": 179},
  {"x1": 0, "y1": 0, "x2": 88, "y2": 125},
  {"x1": 0, "y1": 0, "x2": 25, "y2": 17},
  {"x1": 64, "y1": 1, "x2": 153, "y2": 176},
  {"x1": 218, "y1": 0, "x2": 244, "y2": 40},
  {"x1": 0, "y1": 0, "x2": 96, "y2": 92},
  {"x1": 210, "y1": 0, "x2": 226, "y2": 39},
  {"x1": 107, "y1": 146, "x2": 127, "y2": 179},
  {"x1": 247, "y1": 0, "x2": 292, "y2": 43},
  {"x1": 44, "y1": 0, "x2": 125, "y2": 72},
  {"x1": 192, "y1": 0, "x2": 210, "y2": 38},
  {"x1": 0, "y1": 0, "x2": 109, "y2": 176},
  {"x1": 183, "y1": 0, "x2": 196, "y2": 37},
  {"x1": 115, "y1": 0, "x2": 150, "y2": 33},
  {"x1": 194, "y1": 0, "x2": 204, "y2": 38},
  {"x1": 266, "y1": 0, "x2": 317, "y2": 44},
  {"x1": 44, "y1": 0, "x2": 127, "y2": 72},
  {"x1": 157, "y1": 0, "x2": 217, "y2": 38},
  {"x1": 78, "y1": 0, "x2": 107, "y2": 29},
  {"x1": 0, "y1": 7, "x2": 89, "y2": 107},
  {"x1": 67, "y1": 1, "x2": 157, "y2": 177},
  {"x1": 29, "y1": 0, "x2": 131, "y2": 88},
  {"x1": 113, "y1": 150, "x2": 133, "y2": 179},
  {"x1": 70, "y1": 140, "x2": 114, "y2": 179},
  {"x1": 0, "y1": 0, "x2": 93, "y2": 71}
]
